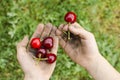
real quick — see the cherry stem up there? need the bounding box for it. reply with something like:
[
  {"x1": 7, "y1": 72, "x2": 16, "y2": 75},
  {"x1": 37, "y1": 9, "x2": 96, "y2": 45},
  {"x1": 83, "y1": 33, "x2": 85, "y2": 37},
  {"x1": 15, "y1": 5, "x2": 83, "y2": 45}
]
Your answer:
[
  {"x1": 34, "y1": 57, "x2": 48, "y2": 61},
  {"x1": 63, "y1": 31, "x2": 67, "y2": 35},
  {"x1": 68, "y1": 23, "x2": 71, "y2": 40},
  {"x1": 40, "y1": 58, "x2": 48, "y2": 61},
  {"x1": 38, "y1": 54, "x2": 48, "y2": 60},
  {"x1": 68, "y1": 31, "x2": 70, "y2": 40}
]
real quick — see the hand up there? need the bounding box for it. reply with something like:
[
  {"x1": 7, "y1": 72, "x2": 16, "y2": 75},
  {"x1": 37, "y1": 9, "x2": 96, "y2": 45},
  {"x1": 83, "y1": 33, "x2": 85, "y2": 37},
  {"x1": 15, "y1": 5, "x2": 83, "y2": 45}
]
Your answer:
[
  {"x1": 16, "y1": 23, "x2": 58, "y2": 80},
  {"x1": 56, "y1": 22, "x2": 100, "y2": 68},
  {"x1": 56, "y1": 22, "x2": 120, "y2": 80}
]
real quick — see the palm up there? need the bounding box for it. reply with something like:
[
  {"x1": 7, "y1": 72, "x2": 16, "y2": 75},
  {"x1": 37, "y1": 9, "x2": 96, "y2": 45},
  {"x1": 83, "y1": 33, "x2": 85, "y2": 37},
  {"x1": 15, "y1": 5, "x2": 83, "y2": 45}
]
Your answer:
[
  {"x1": 17, "y1": 23, "x2": 58, "y2": 79},
  {"x1": 59, "y1": 33, "x2": 85, "y2": 64},
  {"x1": 56, "y1": 23, "x2": 99, "y2": 67}
]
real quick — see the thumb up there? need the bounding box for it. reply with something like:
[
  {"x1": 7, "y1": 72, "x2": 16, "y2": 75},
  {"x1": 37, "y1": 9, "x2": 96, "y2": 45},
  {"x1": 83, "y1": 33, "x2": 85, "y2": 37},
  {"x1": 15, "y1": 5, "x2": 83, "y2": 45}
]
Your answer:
[
  {"x1": 69, "y1": 25, "x2": 91, "y2": 39},
  {"x1": 16, "y1": 36, "x2": 36, "y2": 73},
  {"x1": 17, "y1": 35, "x2": 28, "y2": 54}
]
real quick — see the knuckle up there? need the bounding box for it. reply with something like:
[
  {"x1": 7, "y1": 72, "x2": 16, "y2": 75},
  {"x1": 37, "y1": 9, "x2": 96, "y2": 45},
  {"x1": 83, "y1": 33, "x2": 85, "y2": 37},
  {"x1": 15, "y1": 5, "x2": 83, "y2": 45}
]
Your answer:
[
  {"x1": 16, "y1": 42, "x2": 23, "y2": 49},
  {"x1": 38, "y1": 23, "x2": 44, "y2": 27},
  {"x1": 88, "y1": 32, "x2": 94, "y2": 38},
  {"x1": 46, "y1": 23, "x2": 52, "y2": 27},
  {"x1": 17, "y1": 42, "x2": 21, "y2": 47},
  {"x1": 17, "y1": 53, "x2": 20, "y2": 59}
]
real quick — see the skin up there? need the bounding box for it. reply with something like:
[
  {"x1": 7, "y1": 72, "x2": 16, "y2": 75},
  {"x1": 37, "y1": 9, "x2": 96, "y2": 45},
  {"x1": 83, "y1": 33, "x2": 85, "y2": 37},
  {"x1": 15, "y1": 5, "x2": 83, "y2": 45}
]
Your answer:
[
  {"x1": 16, "y1": 23, "x2": 58, "y2": 80},
  {"x1": 17, "y1": 22, "x2": 120, "y2": 80},
  {"x1": 56, "y1": 22, "x2": 120, "y2": 80}
]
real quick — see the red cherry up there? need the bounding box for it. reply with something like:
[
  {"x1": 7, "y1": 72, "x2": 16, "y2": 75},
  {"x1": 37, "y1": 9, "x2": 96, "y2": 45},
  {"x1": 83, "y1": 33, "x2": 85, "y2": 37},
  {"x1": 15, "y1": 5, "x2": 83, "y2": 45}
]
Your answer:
[
  {"x1": 36, "y1": 48, "x2": 47, "y2": 58},
  {"x1": 30, "y1": 38, "x2": 41, "y2": 49},
  {"x1": 64, "y1": 11, "x2": 76, "y2": 23},
  {"x1": 46, "y1": 53, "x2": 56, "y2": 64},
  {"x1": 42, "y1": 37, "x2": 53, "y2": 49}
]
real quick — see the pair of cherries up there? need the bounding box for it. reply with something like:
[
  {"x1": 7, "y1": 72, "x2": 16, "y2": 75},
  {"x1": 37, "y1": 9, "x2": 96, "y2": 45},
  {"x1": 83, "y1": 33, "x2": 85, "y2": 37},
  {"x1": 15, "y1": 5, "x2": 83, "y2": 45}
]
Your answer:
[{"x1": 30, "y1": 37, "x2": 56, "y2": 64}]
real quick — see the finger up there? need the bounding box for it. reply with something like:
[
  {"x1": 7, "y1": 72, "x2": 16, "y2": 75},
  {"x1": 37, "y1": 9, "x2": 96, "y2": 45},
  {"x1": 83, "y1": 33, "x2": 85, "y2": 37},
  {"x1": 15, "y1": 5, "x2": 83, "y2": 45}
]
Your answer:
[
  {"x1": 48, "y1": 26, "x2": 58, "y2": 54},
  {"x1": 56, "y1": 24, "x2": 64, "y2": 36},
  {"x1": 58, "y1": 24, "x2": 69, "y2": 41},
  {"x1": 55, "y1": 24, "x2": 67, "y2": 49},
  {"x1": 56, "y1": 24, "x2": 68, "y2": 48},
  {"x1": 30, "y1": 23, "x2": 44, "y2": 40},
  {"x1": 71, "y1": 22, "x2": 84, "y2": 29},
  {"x1": 68, "y1": 25, "x2": 89, "y2": 39},
  {"x1": 17, "y1": 35, "x2": 29, "y2": 53},
  {"x1": 41, "y1": 23, "x2": 53, "y2": 40},
  {"x1": 58, "y1": 36, "x2": 66, "y2": 49},
  {"x1": 58, "y1": 24, "x2": 65, "y2": 31},
  {"x1": 50, "y1": 36, "x2": 58, "y2": 54},
  {"x1": 17, "y1": 36, "x2": 37, "y2": 72},
  {"x1": 56, "y1": 29, "x2": 62, "y2": 36},
  {"x1": 39, "y1": 27, "x2": 58, "y2": 70},
  {"x1": 28, "y1": 24, "x2": 44, "y2": 51},
  {"x1": 63, "y1": 24, "x2": 69, "y2": 31},
  {"x1": 58, "y1": 37, "x2": 78, "y2": 61},
  {"x1": 64, "y1": 42, "x2": 77, "y2": 60},
  {"x1": 50, "y1": 26, "x2": 57, "y2": 36}
]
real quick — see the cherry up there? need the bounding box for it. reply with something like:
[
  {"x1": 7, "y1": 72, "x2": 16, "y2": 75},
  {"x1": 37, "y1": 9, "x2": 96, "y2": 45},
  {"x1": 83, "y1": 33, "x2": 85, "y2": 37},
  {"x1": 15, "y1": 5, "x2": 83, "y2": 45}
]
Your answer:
[
  {"x1": 64, "y1": 11, "x2": 76, "y2": 23},
  {"x1": 30, "y1": 38, "x2": 41, "y2": 49},
  {"x1": 36, "y1": 48, "x2": 47, "y2": 58},
  {"x1": 42, "y1": 37, "x2": 53, "y2": 49},
  {"x1": 46, "y1": 53, "x2": 56, "y2": 64},
  {"x1": 64, "y1": 12, "x2": 77, "y2": 40}
]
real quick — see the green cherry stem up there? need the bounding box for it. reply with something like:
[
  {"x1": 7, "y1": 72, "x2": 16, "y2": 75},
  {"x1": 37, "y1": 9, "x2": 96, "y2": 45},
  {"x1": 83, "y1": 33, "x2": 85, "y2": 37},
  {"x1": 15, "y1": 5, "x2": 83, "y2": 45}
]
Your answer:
[
  {"x1": 40, "y1": 58, "x2": 48, "y2": 61},
  {"x1": 68, "y1": 23, "x2": 71, "y2": 40},
  {"x1": 37, "y1": 54, "x2": 48, "y2": 61},
  {"x1": 63, "y1": 31, "x2": 68, "y2": 35}
]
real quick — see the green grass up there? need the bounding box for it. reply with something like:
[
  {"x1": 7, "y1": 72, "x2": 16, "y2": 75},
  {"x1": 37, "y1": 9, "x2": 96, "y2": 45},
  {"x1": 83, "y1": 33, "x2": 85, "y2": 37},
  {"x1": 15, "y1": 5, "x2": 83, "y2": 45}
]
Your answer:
[{"x1": 0, "y1": 0, "x2": 120, "y2": 80}]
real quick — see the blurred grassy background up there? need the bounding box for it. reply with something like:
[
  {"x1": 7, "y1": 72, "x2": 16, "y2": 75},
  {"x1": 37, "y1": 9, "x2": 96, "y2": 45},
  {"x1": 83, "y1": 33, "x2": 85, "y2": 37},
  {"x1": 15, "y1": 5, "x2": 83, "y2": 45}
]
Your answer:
[{"x1": 0, "y1": 0, "x2": 120, "y2": 80}]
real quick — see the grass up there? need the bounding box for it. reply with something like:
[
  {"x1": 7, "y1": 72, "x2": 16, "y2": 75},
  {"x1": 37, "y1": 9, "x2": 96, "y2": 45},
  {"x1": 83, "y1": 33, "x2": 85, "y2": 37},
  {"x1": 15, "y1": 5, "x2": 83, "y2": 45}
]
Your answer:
[{"x1": 0, "y1": 0, "x2": 120, "y2": 80}]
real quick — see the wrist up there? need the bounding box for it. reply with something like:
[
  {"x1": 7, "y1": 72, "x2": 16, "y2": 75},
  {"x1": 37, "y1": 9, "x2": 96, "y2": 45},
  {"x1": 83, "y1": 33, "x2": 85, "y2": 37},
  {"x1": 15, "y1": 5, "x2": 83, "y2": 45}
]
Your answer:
[
  {"x1": 24, "y1": 74, "x2": 49, "y2": 80},
  {"x1": 84, "y1": 53, "x2": 102, "y2": 70},
  {"x1": 84, "y1": 54, "x2": 120, "y2": 80}
]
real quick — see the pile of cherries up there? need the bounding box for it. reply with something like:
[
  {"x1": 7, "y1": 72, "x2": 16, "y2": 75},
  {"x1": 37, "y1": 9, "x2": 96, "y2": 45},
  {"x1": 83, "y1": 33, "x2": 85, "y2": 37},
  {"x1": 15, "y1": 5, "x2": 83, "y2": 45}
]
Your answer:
[
  {"x1": 30, "y1": 11, "x2": 76, "y2": 64},
  {"x1": 30, "y1": 37, "x2": 56, "y2": 64}
]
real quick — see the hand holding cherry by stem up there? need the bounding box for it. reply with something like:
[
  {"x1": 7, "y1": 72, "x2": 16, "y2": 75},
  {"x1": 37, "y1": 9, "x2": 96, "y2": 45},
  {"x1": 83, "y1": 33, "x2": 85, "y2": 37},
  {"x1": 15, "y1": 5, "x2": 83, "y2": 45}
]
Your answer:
[{"x1": 64, "y1": 11, "x2": 77, "y2": 39}]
